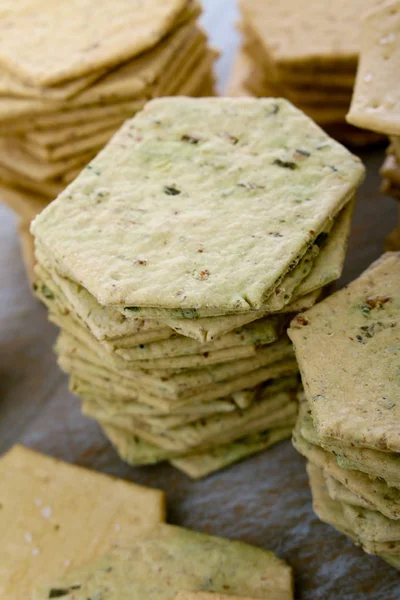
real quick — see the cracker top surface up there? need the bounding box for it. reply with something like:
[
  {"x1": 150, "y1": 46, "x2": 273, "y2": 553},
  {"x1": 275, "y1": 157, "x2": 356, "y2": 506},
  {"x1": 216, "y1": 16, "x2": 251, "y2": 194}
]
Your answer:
[
  {"x1": 33, "y1": 523, "x2": 293, "y2": 600},
  {"x1": 347, "y1": 0, "x2": 400, "y2": 135},
  {"x1": 240, "y1": 0, "x2": 381, "y2": 66},
  {"x1": 0, "y1": 0, "x2": 187, "y2": 86},
  {"x1": 288, "y1": 252, "x2": 400, "y2": 452},
  {"x1": 32, "y1": 97, "x2": 364, "y2": 312},
  {"x1": 0, "y1": 445, "x2": 165, "y2": 598}
]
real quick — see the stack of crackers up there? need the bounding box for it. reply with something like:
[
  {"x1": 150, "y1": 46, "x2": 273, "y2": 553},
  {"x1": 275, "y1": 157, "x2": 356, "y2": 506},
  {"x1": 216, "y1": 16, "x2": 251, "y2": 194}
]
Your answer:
[
  {"x1": 0, "y1": 0, "x2": 216, "y2": 280},
  {"x1": 1, "y1": 445, "x2": 293, "y2": 599},
  {"x1": 289, "y1": 253, "x2": 400, "y2": 569},
  {"x1": 347, "y1": 0, "x2": 400, "y2": 249},
  {"x1": 228, "y1": 0, "x2": 384, "y2": 147},
  {"x1": 31, "y1": 96, "x2": 364, "y2": 478}
]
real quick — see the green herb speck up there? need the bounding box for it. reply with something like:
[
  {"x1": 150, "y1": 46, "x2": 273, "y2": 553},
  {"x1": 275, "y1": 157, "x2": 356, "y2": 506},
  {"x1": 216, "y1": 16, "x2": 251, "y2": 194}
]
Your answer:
[
  {"x1": 49, "y1": 586, "x2": 81, "y2": 598},
  {"x1": 164, "y1": 186, "x2": 181, "y2": 196},
  {"x1": 273, "y1": 159, "x2": 298, "y2": 170}
]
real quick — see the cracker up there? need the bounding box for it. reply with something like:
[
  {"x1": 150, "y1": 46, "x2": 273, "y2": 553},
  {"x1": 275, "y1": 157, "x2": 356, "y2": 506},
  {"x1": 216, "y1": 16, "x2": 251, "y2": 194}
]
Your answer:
[
  {"x1": 289, "y1": 252, "x2": 400, "y2": 452},
  {"x1": 239, "y1": 21, "x2": 357, "y2": 85},
  {"x1": 240, "y1": 29, "x2": 354, "y2": 103},
  {"x1": 323, "y1": 122, "x2": 386, "y2": 147},
  {"x1": 163, "y1": 310, "x2": 282, "y2": 343},
  {"x1": 381, "y1": 152, "x2": 400, "y2": 185},
  {"x1": 343, "y1": 502, "x2": 400, "y2": 543},
  {"x1": 22, "y1": 126, "x2": 118, "y2": 163},
  {"x1": 0, "y1": 4, "x2": 202, "y2": 122},
  {"x1": 25, "y1": 116, "x2": 126, "y2": 148},
  {"x1": 32, "y1": 97, "x2": 364, "y2": 311},
  {"x1": 382, "y1": 177, "x2": 400, "y2": 199},
  {"x1": 347, "y1": 1, "x2": 400, "y2": 135},
  {"x1": 0, "y1": 183, "x2": 48, "y2": 221},
  {"x1": 391, "y1": 135, "x2": 400, "y2": 158},
  {"x1": 280, "y1": 288, "x2": 323, "y2": 313},
  {"x1": 18, "y1": 218, "x2": 36, "y2": 284},
  {"x1": 1, "y1": 100, "x2": 142, "y2": 132},
  {"x1": 0, "y1": 17, "x2": 205, "y2": 124},
  {"x1": 0, "y1": 65, "x2": 103, "y2": 100},
  {"x1": 0, "y1": 445, "x2": 165, "y2": 598},
  {"x1": 293, "y1": 414, "x2": 400, "y2": 520},
  {"x1": 162, "y1": 46, "x2": 217, "y2": 98},
  {"x1": 226, "y1": 51, "x2": 254, "y2": 97},
  {"x1": 307, "y1": 461, "x2": 364, "y2": 538},
  {"x1": 102, "y1": 423, "x2": 181, "y2": 464},
  {"x1": 0, "y1": 0, "x2": 188, "y2": 86},
  {"x1": 114, "y1": 317, "x2": 282, "y2": 361},
  {"x1": 32, "y1": 523, "x2": 293, "y2": 600},
  {"x1": 34, "y1": 261, "x2": 170, "y2": 342},
  {"x1": 308, "y1": 463, "x2": 400, "y2": 558},
  {"x1": 0, "y1": 163, "x2": 63, "y2": 200},
  {"x1": 0, "y1": 137, "x2": 97, "y2": 182},
  {"x1": 300, "y1": 402, "x2": 400, "y2": 489},
  {"x1": 85, "y1": 386, "x2": 240, "y2": 420},
  {"x1": 76, "y1": 20, "x2": 206, "y2": 106},
  {"x1": 385, "y1": 227, "x2": 400, "y2": 251},
  {"x1": 114, "y1": 235, "x2": 322, "y2": 319},
  {"x1": 245, "y1": 75, "x2": 350, "y2": 126},
  {"x1": 240, "y1": 0, "x2": 377, "y2": 68},
  {"x1": 382, "y1": 554, "x2": 400, "y2": 568},
  {"x1": 309, "y1": 464, "x2": 400, "y2": 558},
  {"x1": 295, "y1": 200, "x2": 354, "y2": 296},
  {"x1": 276, "y1": 70, "x2": 356, "y2": 90},
  {"x1": 324, "y1": 474, "x2": 373, "y2": 510},
  {"x1": 171, "y1": 426, "x2": 292, "y2": 478},
  {"x1": 62, "y1": 166, "x2": 83, "y2": 184}
]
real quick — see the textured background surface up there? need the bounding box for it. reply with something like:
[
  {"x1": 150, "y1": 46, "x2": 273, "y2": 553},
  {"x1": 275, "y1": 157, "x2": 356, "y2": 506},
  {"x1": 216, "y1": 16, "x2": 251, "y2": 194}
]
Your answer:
[{"x1": 0, "y1": 1, "x2": 399, "y2": 598}]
